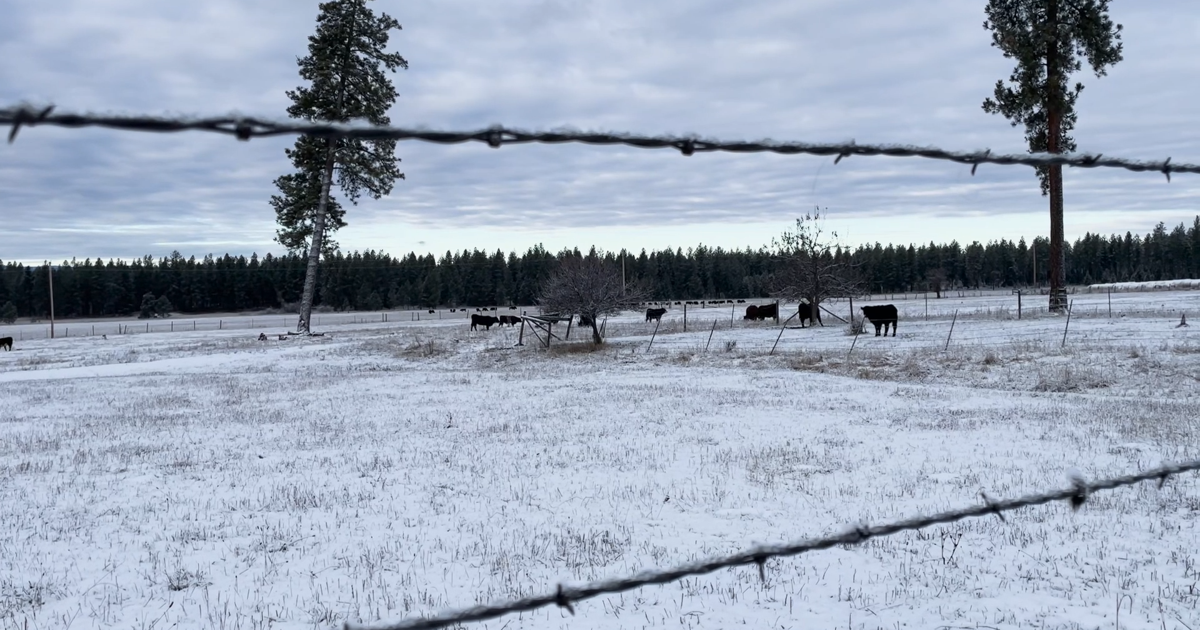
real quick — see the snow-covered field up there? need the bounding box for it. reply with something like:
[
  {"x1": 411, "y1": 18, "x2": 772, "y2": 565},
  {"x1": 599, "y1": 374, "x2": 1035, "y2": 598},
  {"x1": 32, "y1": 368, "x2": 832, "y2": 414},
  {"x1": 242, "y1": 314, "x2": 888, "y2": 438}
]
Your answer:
[
  {"x1": 2, "y1": 288, "x2": 1199, "y2": 630},
  {"x1": 1088, "y1": 278, "x2": 1200, "y2": 293}
]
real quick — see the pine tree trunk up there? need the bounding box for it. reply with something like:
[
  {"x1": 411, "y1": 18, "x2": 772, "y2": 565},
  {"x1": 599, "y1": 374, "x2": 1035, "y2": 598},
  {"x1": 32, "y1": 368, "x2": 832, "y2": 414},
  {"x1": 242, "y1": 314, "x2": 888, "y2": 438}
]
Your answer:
[
  {"x1": 1046, "y1": 0, "x2": 1068, "y2": 313},
  {"x1": 1048, "y1": 160, "x2": 1067, "y2": 312},
  {"x1": 296, "y1": 143, "x2": 336, "y2": 333}
]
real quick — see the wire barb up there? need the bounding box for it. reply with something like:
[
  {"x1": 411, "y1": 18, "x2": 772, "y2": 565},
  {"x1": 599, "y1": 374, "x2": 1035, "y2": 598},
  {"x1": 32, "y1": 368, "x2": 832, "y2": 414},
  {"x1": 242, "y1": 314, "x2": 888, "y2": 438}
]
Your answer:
[
  {"x1": 553, "y1": 584, "x2": 575, "y2": 615},
  {"x1": 485, "y1": 126, "x2": 503, "y2": 149},
  {"x1": 970, "y1": 149, "x2": 992, "y2": 176},
  {"x1": 4, "y1": 105, "x2": 1198, "y2": 177},
  {"x1": 7, "y1": 104, "x2": 54, "y2": 143},
  {"x1": 342, "y1": 458, "x2": 1199, "y2": 630},
  {"x1": 754, "y1": 554, "x2": 767, "y2": 583},
  {"x1": 979, "y1": 491, "x2": 1007, "y2": 522}
]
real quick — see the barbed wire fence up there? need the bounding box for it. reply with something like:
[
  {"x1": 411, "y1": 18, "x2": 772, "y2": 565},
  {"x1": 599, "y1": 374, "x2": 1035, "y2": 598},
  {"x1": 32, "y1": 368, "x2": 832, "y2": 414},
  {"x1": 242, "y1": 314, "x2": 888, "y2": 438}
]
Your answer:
[
  {"x1": 4, "y1": 105, "x2": 1200, "y2": 179},
  {"x1": 337, "y1": 459, "x2": 1200, "y2": 630},
  {"x1": 4, "y1": 104, "x2": 1200, "y2": 630}
]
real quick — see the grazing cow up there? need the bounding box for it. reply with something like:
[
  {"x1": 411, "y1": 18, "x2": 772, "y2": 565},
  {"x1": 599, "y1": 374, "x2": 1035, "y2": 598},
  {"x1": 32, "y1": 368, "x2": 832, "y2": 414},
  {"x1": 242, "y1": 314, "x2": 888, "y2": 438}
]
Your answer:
[
  {"x1": 578, "y1": 314, "x2": 595, "y2": 327},
  {"x1": 737, "y1": 299, "x2": 745, "y2": 303},
  {"x1": 498, "y1": 315, "x2": 520, "y2": 326},
  {"x1": 509, "y1": 306, "x2": 517, "y2": 310},
  {"x1": 645, "y1": 307, "x2": 667, "y2": 322},
  {"x1": 428, "y1": 309, "x2": 435, "y2": 314},
  {"x1": 489, "y1": 307, "x2": 497, "y2": 311},
  {"x1": 860, "y1": 304, "x2": 899, "y2": 337},
  {"x1": 470, "y1": 314, "x2": 500, "y2": 331},
  {"x1": 744, "y1": 303, "x2": 779, "y2": 321},
  {"x1": 257, "y1": 333, "x2": 268, "y2": 341},
  {"x1": 0, "y1": 336, "x2": 12, "y2": 351}
]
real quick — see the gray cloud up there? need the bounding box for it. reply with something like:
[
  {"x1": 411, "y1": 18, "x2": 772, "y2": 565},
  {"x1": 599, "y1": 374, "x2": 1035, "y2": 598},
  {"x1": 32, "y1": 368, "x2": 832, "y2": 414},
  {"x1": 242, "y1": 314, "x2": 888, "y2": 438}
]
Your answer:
[{"x1": 2, "y1": 0, "x2": 1197, "y2": 263}]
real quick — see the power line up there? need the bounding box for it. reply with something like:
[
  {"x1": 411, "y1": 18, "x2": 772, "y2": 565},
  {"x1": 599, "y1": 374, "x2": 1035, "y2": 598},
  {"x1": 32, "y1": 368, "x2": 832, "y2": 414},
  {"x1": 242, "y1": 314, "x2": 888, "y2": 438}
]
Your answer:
[
  {"x1": 345, "y1": 458, "x2": 1200, "y2": 630},
  {"x1": 2, "y1": 105, "x2": 1196, "y2": 180}
]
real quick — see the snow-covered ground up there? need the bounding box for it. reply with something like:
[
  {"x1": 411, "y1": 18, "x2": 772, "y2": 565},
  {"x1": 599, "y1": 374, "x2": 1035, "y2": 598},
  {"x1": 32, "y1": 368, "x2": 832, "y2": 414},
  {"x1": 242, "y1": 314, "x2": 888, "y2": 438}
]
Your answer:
[
  {"x1": 1088, "y1": 278, "x2": 1200, "y2": 293},
  {"x1": 2, "y1": 288, "x2": 1199, "y2": 630}
]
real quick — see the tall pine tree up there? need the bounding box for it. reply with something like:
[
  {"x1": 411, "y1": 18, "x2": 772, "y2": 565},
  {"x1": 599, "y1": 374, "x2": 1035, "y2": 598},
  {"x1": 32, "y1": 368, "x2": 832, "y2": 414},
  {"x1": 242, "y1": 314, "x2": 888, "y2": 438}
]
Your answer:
[
  {"x1": 982, "y1": 0, "x2": 1122, "y2": 311},
  {"x1": 275, "y1": 0, "x2": 407, "y2": 333}
]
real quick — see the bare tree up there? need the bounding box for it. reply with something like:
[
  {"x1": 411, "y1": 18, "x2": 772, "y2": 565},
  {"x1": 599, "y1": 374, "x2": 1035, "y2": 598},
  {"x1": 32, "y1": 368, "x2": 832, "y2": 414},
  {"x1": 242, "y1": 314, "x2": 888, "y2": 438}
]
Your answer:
[
  {"x1": 537, "y1": 254, "x2": 648, "y2": 344},
  {"x1": 925, "y1": 267, "x2": 948, "y2": 298},
  {"x1": 770, "y1": 208, "x2": 860, "y2": 325}
]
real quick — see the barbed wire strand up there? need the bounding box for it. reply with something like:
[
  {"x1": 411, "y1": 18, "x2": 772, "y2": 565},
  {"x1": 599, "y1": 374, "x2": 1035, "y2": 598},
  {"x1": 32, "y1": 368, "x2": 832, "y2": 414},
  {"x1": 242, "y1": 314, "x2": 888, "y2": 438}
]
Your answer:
[
  {"x1": 2, "y1": 105, "x2": 1196, "y2": 181},
  {"x1": 344, "y1": 458, "x2": 1200, "y2": 630}
]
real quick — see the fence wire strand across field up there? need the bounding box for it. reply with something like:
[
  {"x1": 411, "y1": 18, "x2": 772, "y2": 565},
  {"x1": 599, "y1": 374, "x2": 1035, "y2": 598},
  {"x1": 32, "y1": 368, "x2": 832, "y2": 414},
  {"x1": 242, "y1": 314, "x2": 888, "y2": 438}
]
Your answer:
[
  {"x1": 345, "y1": 458, "x2": 1200, "y2": 630},
  {"x1": 3, "y1": 105, "x2": 1198, "y2": 180}
]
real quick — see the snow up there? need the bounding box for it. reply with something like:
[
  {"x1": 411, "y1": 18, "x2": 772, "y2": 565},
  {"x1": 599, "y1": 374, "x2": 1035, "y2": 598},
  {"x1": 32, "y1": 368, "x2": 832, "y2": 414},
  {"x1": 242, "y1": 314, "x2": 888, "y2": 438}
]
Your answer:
[
  {"x1": 1, "y1": 289, "x2": 1199, "y2": 630},
  {"x1": 1087, "y1": 278, "x2": 1200, "y2": 292}
]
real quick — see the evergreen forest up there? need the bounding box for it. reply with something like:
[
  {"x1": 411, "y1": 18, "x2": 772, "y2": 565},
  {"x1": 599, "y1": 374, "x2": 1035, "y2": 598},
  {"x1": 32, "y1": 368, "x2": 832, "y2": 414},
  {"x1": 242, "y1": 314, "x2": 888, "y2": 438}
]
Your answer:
[{"x1": 2, "y1": 218, "x2": 1199, "y2": 321}]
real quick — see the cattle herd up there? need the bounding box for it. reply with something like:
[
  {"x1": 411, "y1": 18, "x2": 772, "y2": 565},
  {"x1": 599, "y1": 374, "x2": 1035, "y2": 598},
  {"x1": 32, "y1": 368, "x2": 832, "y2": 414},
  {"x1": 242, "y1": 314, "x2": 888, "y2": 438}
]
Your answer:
[
  {"x1": 0, "y1": 302, "x2": 900, "y2": 353},
  {"x1": 469, "y1": 314, "x2": 523, "y2": 330},
  {"x1": 460, "y1": 301, "x2": 900, "y2": 338}
]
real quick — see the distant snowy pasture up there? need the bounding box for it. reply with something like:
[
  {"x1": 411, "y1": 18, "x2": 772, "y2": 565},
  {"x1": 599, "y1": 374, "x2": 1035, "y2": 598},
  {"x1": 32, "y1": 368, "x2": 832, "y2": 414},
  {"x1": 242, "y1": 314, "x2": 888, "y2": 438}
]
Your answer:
[{"x1": 1, "y1": 286, "x2": 1199, "y2": 630}]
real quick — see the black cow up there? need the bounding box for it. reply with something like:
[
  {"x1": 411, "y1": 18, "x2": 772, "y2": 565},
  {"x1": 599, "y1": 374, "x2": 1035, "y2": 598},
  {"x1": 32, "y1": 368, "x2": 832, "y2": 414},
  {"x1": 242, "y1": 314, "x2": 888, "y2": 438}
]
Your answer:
[
  {"x1": 509, "y1": 306, "x2": 517, "y2": 310},
  {"x1": 470, "y1": 314, "x2": 500, "y2": 331},
  {"x1": 498, "y1": 315, "x2": 520, "y2": 326},
  {"x1": 428, "y1": 309, "x2": 436, "y2": 314},
  {"x1": 578, "y1": 314, "x2": 595, "y2": 327},
  {"x1": 860, "y1": 304, "x2": 899, "y2": 337},
  {"x1": 0, "y1": 336, "x2": 13, "y2": 350},
  {"x1": 795, "y1": 302, "x2": 821, "y2": 327},
  {"x1": 743, "y1": 303, "x2": 779, "y2": 321},
  {"x1": 645, "y1": 307, "x2": 667, "y2": 322},
  {"x1": 737, "y1": 299, "x2": 745, "y2": 303}
]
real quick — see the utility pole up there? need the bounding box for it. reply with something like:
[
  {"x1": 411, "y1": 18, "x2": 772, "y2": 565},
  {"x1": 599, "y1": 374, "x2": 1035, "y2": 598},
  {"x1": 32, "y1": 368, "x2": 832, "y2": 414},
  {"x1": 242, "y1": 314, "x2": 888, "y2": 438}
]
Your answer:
[
  {"x1": 47, "y1": 262, "x2": 56, "y2": 339},
  {"x1": 1032, "y1": 240, "x2": 1037, "y2": 288},
  {"x1": 621, "y1": 251, "x2": 626, "y2": 297}
]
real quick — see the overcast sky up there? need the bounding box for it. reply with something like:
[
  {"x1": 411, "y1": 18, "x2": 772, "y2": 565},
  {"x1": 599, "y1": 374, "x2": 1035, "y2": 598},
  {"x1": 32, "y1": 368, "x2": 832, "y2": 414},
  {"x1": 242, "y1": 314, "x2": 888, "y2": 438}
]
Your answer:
[{"x1": 2, "y1": 0, "x2": 1198, "y2": 265}]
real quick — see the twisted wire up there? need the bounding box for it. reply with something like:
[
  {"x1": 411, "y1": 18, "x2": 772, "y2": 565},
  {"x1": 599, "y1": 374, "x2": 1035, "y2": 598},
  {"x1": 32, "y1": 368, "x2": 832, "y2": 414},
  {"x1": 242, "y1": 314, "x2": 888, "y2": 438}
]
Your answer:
[{"x1": 2, "y1": 105, "x2": 1194, "y2": 180}]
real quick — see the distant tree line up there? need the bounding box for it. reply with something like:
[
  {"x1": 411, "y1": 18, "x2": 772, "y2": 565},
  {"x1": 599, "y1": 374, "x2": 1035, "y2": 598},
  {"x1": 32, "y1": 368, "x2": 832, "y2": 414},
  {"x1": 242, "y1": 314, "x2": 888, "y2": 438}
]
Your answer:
[{"x1": 2, "y1": 217, "x2": 1199, "y2": 321}]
